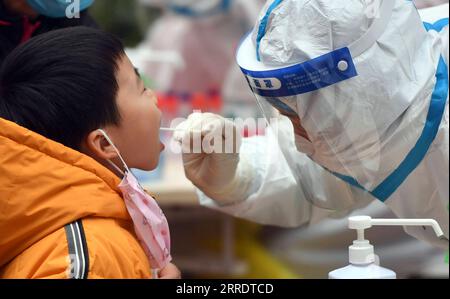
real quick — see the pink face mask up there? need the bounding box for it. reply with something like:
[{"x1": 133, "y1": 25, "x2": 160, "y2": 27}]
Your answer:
[{"x1": 98, "y1": 129, "x2": 172, "y2": 274}]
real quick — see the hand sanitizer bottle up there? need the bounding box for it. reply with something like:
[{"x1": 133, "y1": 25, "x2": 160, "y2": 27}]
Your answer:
[{"x1": 329, "y1": 216, "x2": 447, "y2": 279}]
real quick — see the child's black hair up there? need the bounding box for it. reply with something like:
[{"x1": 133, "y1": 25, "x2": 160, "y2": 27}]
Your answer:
[{"x1": 0, "y1": 26, "x2": 125, "y2": 150}]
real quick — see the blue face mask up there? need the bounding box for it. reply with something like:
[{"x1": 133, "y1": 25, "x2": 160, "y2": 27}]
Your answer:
[
  {"x1": 26, "y1": 0, "x2": 95, "y2": 18},
  {"x1": 169, "y1": 0, "x2": 232, "y2": 18}
]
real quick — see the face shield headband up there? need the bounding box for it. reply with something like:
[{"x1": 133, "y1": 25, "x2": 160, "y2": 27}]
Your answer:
[{"x1": 238, "y1": 0, "x2": 396, "y2": 99}]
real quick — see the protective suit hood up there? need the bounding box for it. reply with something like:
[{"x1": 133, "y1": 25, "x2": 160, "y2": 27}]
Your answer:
[{"x1": 237, "y1": 0, "x2": 447, "y2": 193}]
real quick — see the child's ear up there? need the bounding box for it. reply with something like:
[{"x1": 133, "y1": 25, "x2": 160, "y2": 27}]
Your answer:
[{"x1": 85, "y1": 130, "x2": 119, "y2": 160}]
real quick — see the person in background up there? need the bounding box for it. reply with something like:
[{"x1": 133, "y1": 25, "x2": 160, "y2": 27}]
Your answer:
[
  {"x1": 0, "y1": 0, "x2": 97, "y2": 63},
  {"x1": 135, "y1": 0, "x2": 265, "y2": 119}
]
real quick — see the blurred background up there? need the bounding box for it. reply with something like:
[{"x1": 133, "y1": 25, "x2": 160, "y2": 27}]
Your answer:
[{"x1": 86, "y1": 0, "x2": 449, "y2": 279}]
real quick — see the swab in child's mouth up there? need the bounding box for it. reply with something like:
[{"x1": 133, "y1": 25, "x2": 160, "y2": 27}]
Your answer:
[
  {"x1": 160, "y1": 127, "x2": 180, "y2": 132},
  {"x1": 160, "y1": 127, "x2": 202, "y2": 134}
]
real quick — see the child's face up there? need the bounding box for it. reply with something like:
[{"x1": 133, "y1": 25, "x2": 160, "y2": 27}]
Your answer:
[{"x1": 103, "y1": 55, "x2": 164, "y2": 171}]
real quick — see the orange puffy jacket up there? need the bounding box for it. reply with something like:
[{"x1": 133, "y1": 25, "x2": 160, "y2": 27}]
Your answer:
[{"x1": 0, "y1": 118, "x2": 152, "y2": 278}]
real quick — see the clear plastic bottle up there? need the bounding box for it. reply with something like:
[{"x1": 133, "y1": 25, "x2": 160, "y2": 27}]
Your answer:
[
  {"x1": 329, "y1": 263, "x2": 396, "y2": 279},
  {"x1": 329, "y1": 216, "x2": 446, "y2": 279}
]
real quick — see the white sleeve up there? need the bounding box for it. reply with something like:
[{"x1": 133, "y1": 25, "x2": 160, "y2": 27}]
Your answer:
[
  {"x1": 418, "y1": 3, "x2": 449, "y2": 64},
  {"x1": 198, "y1": 117, "x2": 373, "y2": 227},
  {"x1": 441, "y1": 25, "x2": 449, "y2": 66}
]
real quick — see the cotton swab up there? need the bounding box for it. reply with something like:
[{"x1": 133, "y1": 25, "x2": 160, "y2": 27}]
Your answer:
[
  {"x1": 160, "y1": 127, "x2": 179, "y2": 132},
  {"x1": 160, "y1": 127, "x2": 202, "y2": 134}
]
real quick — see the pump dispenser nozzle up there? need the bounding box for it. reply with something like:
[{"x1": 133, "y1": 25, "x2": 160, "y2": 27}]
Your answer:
[{"x1": 347, "y1": 216, "x2": 447, "y2": 265}]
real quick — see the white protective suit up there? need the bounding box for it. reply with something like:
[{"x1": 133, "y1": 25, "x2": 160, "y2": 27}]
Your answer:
[{"x1": 178, "y1": 0, "x2": 449, "y2": 251}]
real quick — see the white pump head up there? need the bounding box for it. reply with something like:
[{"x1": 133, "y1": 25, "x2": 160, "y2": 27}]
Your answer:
[{"x1": 347, "y1": 216, "x2": 447, "y2": 265}]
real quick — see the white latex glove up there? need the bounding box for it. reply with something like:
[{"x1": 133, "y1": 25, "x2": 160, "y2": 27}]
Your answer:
[{"x1": 174, "y1": 113, "x2": 252, "y2": 205}]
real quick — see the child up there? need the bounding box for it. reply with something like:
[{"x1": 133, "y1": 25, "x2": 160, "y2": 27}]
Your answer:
[{"x1": 0, "y1": 26, "x2": 180, "y2": 279}]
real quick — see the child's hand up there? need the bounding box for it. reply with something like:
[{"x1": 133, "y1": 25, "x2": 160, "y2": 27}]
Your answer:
[{"x1": 158, "y1": 263, "x2": 181, "y2": 279}]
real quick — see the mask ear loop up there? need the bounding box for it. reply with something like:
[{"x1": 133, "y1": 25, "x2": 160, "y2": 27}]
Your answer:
[{"x1": 98, "y1": 129, "x2": 132, "y2": 176}]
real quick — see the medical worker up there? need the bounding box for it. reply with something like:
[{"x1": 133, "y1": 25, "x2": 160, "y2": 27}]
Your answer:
[{"x1": 176, "y1": 0, "x2": 449, "y2": 249}]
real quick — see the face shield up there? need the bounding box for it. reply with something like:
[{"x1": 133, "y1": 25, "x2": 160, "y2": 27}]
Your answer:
[{"x1": 237, "y1": 0, "x2": 445, "y2": 200}]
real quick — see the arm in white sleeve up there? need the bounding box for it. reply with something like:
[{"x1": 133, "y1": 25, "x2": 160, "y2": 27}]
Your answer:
[
  {"x1": 441, "y1": 25, "x2": 449, "y2": 66},
  {"x1": 198, "y1": 117, "x2": 373, "y2": 227}
]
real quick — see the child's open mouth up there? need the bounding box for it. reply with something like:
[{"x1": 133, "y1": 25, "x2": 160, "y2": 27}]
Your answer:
[{"x1": 160, "y1": 141, "x2": 165, "y2": 152}]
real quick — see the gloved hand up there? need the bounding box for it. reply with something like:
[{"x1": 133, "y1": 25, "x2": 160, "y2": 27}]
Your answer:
[{"x1": 174, "y1": 112, "x2": 252, "y2": 205}]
